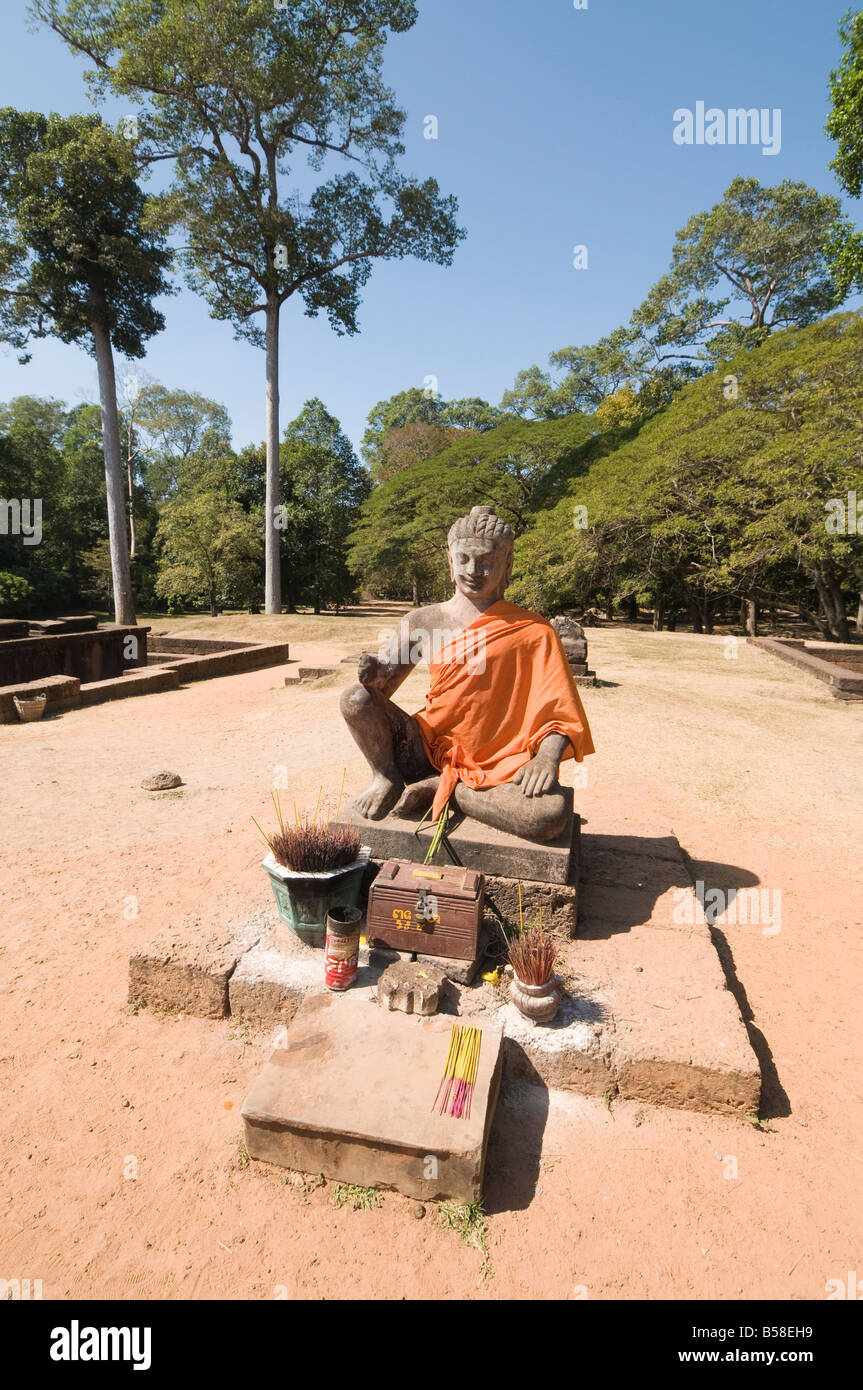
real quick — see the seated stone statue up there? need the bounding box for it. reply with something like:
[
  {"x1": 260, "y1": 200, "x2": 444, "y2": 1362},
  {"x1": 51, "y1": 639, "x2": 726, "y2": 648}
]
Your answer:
[{"x1": 340, "y1": 505, "x2": 595, "y2": 843}]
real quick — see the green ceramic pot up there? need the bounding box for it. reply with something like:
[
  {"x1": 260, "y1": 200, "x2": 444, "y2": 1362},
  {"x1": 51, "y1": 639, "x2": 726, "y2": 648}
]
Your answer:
[{"x1": 262, "y1": 847, "x2": 370, "y2": 948}]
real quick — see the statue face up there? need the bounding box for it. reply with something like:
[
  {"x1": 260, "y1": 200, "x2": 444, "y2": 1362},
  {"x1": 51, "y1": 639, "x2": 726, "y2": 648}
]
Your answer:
[{"x1": 448, "y1": 536, "x2": 512, "y2": 601}]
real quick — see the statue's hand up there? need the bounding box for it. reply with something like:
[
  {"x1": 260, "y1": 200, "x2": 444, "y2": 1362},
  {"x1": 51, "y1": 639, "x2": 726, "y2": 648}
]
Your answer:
[
  {"x1": 513, "y1": 752, "x2": 558, "y2": 797},
  {"x1": 357, "y1": 652, "x2": 379, "y2": 687}
]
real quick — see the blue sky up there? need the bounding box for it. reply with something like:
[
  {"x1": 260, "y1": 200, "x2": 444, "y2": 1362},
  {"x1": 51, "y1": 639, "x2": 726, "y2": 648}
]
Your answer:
[{"x1": 0, "y1": 0, "x2": 860, "y2": 456}]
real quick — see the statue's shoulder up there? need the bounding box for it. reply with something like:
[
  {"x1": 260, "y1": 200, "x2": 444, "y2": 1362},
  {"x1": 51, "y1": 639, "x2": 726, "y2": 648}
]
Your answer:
[
  {"x1": 495, "y1": 600, "x2": 552, "y2": 629},
  {"x1": 403, "y1": 601, "x2": 448, "y2": 633}
]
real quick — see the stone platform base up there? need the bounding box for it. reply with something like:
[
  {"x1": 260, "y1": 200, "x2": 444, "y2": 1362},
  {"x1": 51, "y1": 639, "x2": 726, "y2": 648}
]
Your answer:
[
  {"x1": 130, "y1": 819, "x2": 761, "y2": 1117},
  {"x1": 336, "y1": 790, "x2": 578, "y2": 885},
  {"x1": 241, "y1": 992, "x2": 503, "y2": 1202}
]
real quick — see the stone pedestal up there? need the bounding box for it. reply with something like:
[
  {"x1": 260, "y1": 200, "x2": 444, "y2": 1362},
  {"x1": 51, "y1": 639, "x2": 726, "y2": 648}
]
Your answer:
[{"x1": 241, "y1": 993, "x2": 503, "y2": 1202}]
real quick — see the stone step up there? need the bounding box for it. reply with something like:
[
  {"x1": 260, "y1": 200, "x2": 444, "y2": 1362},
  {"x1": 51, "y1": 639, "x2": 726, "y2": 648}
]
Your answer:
[{"x1": 241, "y1": 992, "x2": 503, "y2": 1202}]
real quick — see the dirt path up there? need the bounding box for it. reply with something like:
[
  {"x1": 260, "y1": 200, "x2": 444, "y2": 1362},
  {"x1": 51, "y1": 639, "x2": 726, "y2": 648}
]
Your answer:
[{"x1": 1, "y1": 608, "x2": 861, "y2": 1299}]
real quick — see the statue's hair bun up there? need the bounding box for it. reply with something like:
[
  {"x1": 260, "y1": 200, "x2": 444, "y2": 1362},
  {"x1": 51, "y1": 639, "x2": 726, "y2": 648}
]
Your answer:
[{"x1": 448, "y1": 505, "x2": 515, "y2": 547}]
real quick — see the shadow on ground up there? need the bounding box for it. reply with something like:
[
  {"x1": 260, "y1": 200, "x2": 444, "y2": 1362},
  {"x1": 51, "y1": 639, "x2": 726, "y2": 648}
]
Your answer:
[{"x1": 484, "y1": 1071, "x2": 550, "y2": 1214}]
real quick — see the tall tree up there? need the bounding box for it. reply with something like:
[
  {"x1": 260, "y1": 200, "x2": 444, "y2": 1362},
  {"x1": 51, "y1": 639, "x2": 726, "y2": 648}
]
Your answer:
[
  {"x1": 361, "y1": 386, "x2": 500, "y2": 477},
  {"x1": 0, "y1": 108, "x2": 172, "y2": 623},
  {"x1": 631, "y1": 177, "x2": 851, "y2": 368},
  {"x1": 826, "y1": 9, "x2": 863, "y2": 299},
  {"x1": 38, "y1": 0, "x2": 465, "y2": 614},
  {"x1": 135, "y1": 385, "x2": 233, "y2": 500},
  {"x1": 155, "y1": 492, "x2": 263, "y2": 616},
  {"x1": 279, "y1": 398, "x2": 369, "y2": 613}
]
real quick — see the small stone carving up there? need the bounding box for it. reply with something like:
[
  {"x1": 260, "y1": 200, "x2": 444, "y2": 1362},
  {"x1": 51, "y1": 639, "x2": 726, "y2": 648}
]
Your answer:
[
  {"x1": 141, "y1": 771, "x2": 183, "y2": 791},
  {"x1": 551, "y1": 615, "x2": 597, "y2": 687},
  {"x1": 378, "y1": 960, "x2": 447, "y2": 1015}
]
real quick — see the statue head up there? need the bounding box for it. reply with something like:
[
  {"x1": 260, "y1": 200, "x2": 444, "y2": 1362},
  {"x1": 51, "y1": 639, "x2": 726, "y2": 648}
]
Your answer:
[{"x1": 447, "y1": 505, "x2": 515, "y2": 602}]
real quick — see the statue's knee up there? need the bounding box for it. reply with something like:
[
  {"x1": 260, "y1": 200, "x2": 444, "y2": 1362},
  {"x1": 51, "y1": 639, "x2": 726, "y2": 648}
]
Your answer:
[
  {"x1": 339, "y1": 682, "x2": 372, "y2": 720},
  {"x1": 526, "y1": 791, "x2": 568, "y2": 842}
]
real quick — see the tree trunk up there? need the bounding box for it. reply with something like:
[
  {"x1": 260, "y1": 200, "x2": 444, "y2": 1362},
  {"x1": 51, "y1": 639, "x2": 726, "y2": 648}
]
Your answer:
[
  {"x1": 264, "y1": 294, "x2": 281, "y2": 614},
  {"x1": 812, "y1": 564, "x2": 850, "y2": 641},
  {"x1": 745, "y1": 595, "x2": 758, "y2": 637},
  {"x1": 688, "y1": 599, "x2": 703, "y2": 634},
  {"x1": 652, "y1": 602, "x2": 663, "y2": 631},
  {"x1": 126, "y1": 458, "x2": 136, "y2": 559},
  {"x1": 826, "y1": 567, "x2": 850, "y2": 643},
  {"x1": 90, "y1": 312, "x2": 135, "y2": 626},
  {"x1": 703, "y1": 598, "x2": 713, "y2": 635},
  {"x1": 627, "y1": 594, "x2": 638, "y2": 622},
  {"x1": 856, "y1": 591, "x2": 863, "y2": 637},
  {"x1": 411, "y1": 572, "x2": 419, "y2": 606}
]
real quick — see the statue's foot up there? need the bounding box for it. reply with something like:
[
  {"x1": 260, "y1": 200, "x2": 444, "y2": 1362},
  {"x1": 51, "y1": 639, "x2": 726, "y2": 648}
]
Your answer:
[
  {"x1": 352, "y1": 771, "x2": 405, "y2": 821},
  {"x1": 393, "y1": 776, "x2": 440, "y2": 818}
]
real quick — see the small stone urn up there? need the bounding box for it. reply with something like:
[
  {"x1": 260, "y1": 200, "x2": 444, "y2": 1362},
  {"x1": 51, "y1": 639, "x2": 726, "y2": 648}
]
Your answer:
[{"x1": 505, "y1": 964, "x2": 563, "y2": 1024}]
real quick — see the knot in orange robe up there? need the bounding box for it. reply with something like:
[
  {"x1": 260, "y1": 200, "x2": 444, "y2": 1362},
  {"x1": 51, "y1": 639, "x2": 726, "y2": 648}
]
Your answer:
[{"x1": 414, "y1": 600, "x2": 595, "y2": 820}]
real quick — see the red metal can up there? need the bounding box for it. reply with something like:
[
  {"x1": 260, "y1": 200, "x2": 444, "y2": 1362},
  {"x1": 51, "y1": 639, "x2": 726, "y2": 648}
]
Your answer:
[{"x1": 324, "y1": 906, "x2": 362, "y2": 991}]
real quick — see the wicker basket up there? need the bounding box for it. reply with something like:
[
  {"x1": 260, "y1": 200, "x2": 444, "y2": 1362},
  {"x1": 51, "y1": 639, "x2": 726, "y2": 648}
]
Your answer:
[{"x1": 13, "y1": 692, "x2": 47, "y2": 722}]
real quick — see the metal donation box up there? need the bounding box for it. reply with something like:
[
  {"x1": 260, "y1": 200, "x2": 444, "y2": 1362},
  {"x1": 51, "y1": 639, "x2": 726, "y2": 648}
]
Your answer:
[{"x1": 365, "y1": 859, "x2": 485, "y2": 961}]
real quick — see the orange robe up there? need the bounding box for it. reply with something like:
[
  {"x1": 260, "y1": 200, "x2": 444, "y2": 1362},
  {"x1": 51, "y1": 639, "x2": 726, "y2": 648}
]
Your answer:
[{"x1": 414, "y1": 599, "x2": 595, "y2": 819}]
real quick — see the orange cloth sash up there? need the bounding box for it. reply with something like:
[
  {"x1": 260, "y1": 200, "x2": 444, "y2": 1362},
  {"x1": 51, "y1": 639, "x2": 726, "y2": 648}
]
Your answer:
[{"x1": 414, "y1": 600, "x2": 595, "y2": 820}]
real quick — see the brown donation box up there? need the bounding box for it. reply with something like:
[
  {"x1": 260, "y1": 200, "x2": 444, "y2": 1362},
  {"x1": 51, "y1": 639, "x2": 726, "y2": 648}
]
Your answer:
[{"x1": 366, "y1": 859, "x2": 485, "y2": 961}]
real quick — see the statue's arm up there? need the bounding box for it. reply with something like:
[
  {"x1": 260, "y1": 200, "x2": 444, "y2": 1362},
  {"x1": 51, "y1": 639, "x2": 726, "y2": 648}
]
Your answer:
[
  {"x1": 357, "y1": 616, "x2": 420, "y2": 698},
  {"x1": 513, "y1": 733, "x2": 570, "y2": 797}
]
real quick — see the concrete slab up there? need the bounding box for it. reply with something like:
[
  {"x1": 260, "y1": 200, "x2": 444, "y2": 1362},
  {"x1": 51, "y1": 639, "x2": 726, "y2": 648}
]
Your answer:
[
  {"x1": 241, "y1": 992, "x2": 503, "y2": 1202},
  {"x1": 337, "y1": 789, "x2": 578, "y2": 885}
]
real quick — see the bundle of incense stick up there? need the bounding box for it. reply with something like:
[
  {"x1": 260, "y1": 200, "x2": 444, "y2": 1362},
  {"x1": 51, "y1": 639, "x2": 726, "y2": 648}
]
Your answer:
[{"x1": 432, "y1": 1024, "x2": 482, "y2": 1120}]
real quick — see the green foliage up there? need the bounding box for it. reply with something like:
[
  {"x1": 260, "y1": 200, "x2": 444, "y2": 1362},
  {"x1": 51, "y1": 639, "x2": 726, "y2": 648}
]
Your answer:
[
  {"x1": 511, "y1": 313, "x2": 863, "y2": 638},
  {"x1": 279, "y1": 398, "x2": 370, "y2": 612},
  {"x1": 0, "y1": 396, "x2": 105, "y2": 613},
  {"x1": 437, "y1": 1200, "x2": 490, "y2": 1271},
  {"x1": 329, "y1": 1182, "x2": 381, "y2": 1211},
  {"x1": 361, "y1": 386, "x2": 502, "y2": 478},
  {"x1": 348, "y1": 412, "x2": 601, "y2": 601},
  {"x1": 0, "y1": 569, "x2": 32, "y2": 614},
  {"x1": 136, "y1": 386, "x2": 234, "y2": 501},
  {"x1": 154, "y1": 492, "x2": 264, "y2": 614},
  {"x1": 631, "y1": 177, "x2": 848, "y2": 368},
  {"x1": 826, "y1": 10, "x2": 863, "y2": 298},
  {"x1": 0, "y1": 107, "x2": 173, "y2": 362}
]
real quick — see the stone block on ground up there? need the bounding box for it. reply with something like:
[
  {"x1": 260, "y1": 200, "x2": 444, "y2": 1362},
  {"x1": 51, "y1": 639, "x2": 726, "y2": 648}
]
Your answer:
[
  {"x1": 80, "y1": 665, "x2": 179, "y2": 705},
  {"x1": 378, "y1": 960, "x2": 447, "y2": 1014},
  {"x1": 602, "y1": 925, "x2": 762, "y2": 1116},
  {"x1": 128, "y1": 909, "x2": 266, "y2": 1018},
  {"x1": 241, "y1": 992, "x2": 503, "y2": 1202},
  {"x1": 502, "y1": 992, "x2": 613, "y2": 1094},
  {"x1": 483, "y1": 874, "x2": 579, "y2": 940}
]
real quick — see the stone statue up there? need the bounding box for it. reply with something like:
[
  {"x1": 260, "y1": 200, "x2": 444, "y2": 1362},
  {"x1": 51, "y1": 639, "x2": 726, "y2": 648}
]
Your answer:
[{"x1": 340, "y1": 505, "x2": 594, "y2": 843}]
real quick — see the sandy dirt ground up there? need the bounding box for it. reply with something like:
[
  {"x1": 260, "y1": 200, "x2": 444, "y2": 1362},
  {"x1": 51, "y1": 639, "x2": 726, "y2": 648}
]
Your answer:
[{"x1": 1, "y1": 604, "x2": 862, "y2": 1301}]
